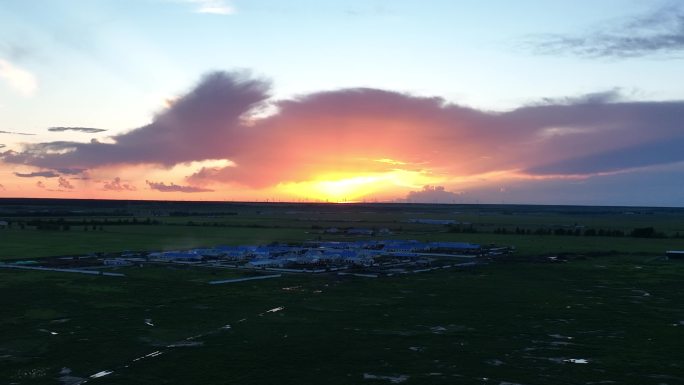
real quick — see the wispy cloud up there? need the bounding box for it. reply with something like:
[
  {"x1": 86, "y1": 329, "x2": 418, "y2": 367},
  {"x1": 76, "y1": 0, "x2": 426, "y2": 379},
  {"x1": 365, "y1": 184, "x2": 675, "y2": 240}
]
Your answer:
[
  {"x1": 0, "y1": 129, "x2": 35, "y2": 136},
  {"x1": 34, "y1": 178, "x2": 73, "y2": 192},
  {"x1": 102, "y1": 177, "x2": 136, "y2": 191},
  {"x1": 48, "y1": 127, "x2": 108, "y2": 133},
  {"x1": 15, "y1": 170, "x2": 60, "y2": 178},
  {"x1": 0, "y1": 58, "x2": 38, "y2": 96},
  {"x1": 183, "y1": 0, "x2": 235, "y2": 15},
  {"x1": 58, "y1": 177, "x2": 74, "y2": 189},
  {"x1": 0, "y1": 41, "x2": 32, "y2": 62},
  {"x1": 529, "y1": 5, "x2": 684, "y2": 58},
  {"x1": 146, "y1": 180, "x2": 213, "y2": 193}
]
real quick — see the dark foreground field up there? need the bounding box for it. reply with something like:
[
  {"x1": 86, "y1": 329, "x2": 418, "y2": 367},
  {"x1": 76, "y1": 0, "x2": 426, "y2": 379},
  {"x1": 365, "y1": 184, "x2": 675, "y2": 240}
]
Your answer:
[{"x1": 2, "y1": 256, "x2": 683, "y2": 385}]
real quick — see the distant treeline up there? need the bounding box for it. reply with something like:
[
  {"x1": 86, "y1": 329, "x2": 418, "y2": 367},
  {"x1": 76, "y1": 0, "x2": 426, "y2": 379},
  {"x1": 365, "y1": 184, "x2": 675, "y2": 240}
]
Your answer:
[
  {"x1": 0, "y1": 210, "x2": 238, "y2": 218},
  {"x1": 451, "y1": 224, "x2": 680, "y2": 239},
  {"x1": 4, "y1": 217, "x2": 161, "y2": 230},
  {"x1": 504, "y1": 226, "x2": 671, "y2": 238},
  {"x1": 0, "y1": 210, "x2": 133, "y2": 217},
  {"x1": 178, "y1": 221, "x2": 277, "y2": 228},
  {"x1": 168, "y1": 211, "x2": 238, "y2": 217}
]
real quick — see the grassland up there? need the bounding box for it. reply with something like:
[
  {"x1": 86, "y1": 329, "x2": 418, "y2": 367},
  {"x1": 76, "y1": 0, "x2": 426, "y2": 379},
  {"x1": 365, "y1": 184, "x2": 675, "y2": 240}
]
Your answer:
[
  {"x1": 1, "y1": 199, "x2": 684, "y2": 384},
  {"x1": 2, "y1": 200, "x2": 684, "y2": 259}
]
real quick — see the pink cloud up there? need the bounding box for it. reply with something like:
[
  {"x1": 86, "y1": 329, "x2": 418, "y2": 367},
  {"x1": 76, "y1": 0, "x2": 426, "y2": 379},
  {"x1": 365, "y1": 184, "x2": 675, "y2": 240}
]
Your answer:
[
  {"x1": 3, "y1": 71, "x2": 269, "y2": 170},
  {"x1": 3, "y1": 70, "x2": 684, "y2": 193},
  {"x1": 102, "y1": 177, "x2": 136, "y2": 191},
  {"x1": 146, "y1": 180, "x2": 213, "y2": 193},
  {"x1": 58, "y1": 177, "x2": 74, "y2": 190}
]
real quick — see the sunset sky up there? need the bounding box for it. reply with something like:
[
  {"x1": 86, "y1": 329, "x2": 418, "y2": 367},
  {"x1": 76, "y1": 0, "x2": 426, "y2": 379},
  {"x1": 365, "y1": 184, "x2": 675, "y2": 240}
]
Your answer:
[{"x1": 1, "y1": 0, "x2": 684, "y2": 205}]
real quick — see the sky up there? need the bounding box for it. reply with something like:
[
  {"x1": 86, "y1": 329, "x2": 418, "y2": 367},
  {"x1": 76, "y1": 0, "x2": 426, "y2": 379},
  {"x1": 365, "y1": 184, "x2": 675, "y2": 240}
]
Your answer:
[{"x1": 1, "y1": 0, "x2": 684, "y2": 205}]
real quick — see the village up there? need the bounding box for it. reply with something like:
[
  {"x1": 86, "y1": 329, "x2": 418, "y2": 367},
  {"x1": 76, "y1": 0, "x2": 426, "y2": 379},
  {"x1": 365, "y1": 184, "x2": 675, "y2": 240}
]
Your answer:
[
  {"x1": 0, "y1": 239, "x2": 513, "y2": 280},
  {"x1": 105, "y1": 239, "x2": 513, "y2": 273}
]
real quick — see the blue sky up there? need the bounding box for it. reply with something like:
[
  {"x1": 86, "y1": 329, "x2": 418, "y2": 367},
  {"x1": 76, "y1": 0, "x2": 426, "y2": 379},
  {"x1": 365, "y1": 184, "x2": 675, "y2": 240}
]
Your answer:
[
  {"x1": 3, "y1": 0, "x2": 681, "y2": 130},
  {"x1": 1, "y1": 0, "x2": 684, "y2": 204}
]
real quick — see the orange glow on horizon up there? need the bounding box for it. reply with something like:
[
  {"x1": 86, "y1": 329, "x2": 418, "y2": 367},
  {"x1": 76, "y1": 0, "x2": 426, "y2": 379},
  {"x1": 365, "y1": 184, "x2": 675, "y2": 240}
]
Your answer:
[{"x1": 278, "y1": 169, "x2": 438, "y2": 203}]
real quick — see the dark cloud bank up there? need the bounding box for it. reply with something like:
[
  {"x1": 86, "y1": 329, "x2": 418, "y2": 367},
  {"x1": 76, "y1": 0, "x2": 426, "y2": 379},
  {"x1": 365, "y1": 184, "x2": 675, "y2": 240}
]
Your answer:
[
  {"x1": 2, "y1": 70, "x2": 684, "y2": 204},
  {"x1": 14, "y1": 170, "x2": 60, "y2": 178}
]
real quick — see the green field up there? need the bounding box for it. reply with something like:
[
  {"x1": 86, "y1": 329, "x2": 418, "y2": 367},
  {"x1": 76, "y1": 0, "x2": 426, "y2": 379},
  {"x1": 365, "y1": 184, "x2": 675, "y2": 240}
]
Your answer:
[
  {"x1": 1, "y1": 200, "x2": 684, "y2": 384},
  {"x1": 3, "y1": 200, "x2": 684, "y2": 259},
  {"x1": 4, "y1": 224, "x2": 684, "y2": 261}
]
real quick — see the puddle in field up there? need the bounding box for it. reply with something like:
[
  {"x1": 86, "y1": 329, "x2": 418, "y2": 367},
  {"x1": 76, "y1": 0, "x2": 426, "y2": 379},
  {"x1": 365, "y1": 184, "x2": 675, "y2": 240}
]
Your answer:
[
  {"x1": 430, "y1": 326, "x2": 447, "y2": 334},
  {"x1": 38, "y1": 328, "x2": 59, "y2": 335},
  {"x1": 408, "y1": 346, "x2": 424, "y2": 352},
  {"x1": 526, "y1": 355, "x2": 590, "y2": 365},
  {"x1": 363, "y1": 373, "x2": 409, "y2": 383},
  {"x1": 549, "y1": 334, "x2": 573, "y2": 340},
  {"x1": 58, "y1": 367, "x2": 86, "y2": 385},
  {"x1": 260, "y1": 306, "x2": 285, "y2": 316},
  {"x1": 564, "y1": 358, "x2": 589, "y2": 364},
  {"x1": 89, "y1": 370, "x2": 113, "y2": 378},
  {"x1": 133, "y1": 351, "x2": 164, "y2": 362},
  {"x1": 631, "y1": 289, "x2": 650, "y2": 297},
  {"x1": 549, "y1": 341, "x2": 574, "y2": 346},
  {"x1": 75, "y1": 305, "x2": 285, "y2": 382},
  {"x1": 486, "y1": 359, "x2": 504, "y2": 366}
]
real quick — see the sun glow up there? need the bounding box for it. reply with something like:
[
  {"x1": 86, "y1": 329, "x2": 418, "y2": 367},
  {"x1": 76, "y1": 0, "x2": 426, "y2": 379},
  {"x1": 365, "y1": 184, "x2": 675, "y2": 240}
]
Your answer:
[{"x1": 278, "y1": 169, "x2": 437, "y2": 202}]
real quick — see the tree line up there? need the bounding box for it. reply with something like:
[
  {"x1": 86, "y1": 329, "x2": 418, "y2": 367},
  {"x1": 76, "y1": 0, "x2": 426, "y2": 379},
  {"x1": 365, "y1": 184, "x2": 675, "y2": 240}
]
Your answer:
[{"x1": 450, "y1": 224, "x2": 678, "y2": 239}]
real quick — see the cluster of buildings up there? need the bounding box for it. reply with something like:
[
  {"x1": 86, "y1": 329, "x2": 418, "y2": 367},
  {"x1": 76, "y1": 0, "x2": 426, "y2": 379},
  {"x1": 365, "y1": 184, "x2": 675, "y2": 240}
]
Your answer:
[{"x1": 105, "y1": 240, "x2": 493, "y2": 269}]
